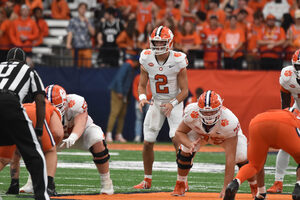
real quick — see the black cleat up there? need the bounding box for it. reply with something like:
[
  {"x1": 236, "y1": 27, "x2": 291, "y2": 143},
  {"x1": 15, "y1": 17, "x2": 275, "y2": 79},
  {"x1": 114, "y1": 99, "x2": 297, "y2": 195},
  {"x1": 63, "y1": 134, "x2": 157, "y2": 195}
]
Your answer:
[
  {"x1": 224, "y1": 179, "x2": 239, "y2": 200},
  {"x1": 255, "y1": 193, "x2": 266, "y2": 200},
  {"x1": 6, "y1": 182, "x2": 19, "y2": 194},
  {"x1": 293, "y1": 183, "x2": 300, "y2": 200}
]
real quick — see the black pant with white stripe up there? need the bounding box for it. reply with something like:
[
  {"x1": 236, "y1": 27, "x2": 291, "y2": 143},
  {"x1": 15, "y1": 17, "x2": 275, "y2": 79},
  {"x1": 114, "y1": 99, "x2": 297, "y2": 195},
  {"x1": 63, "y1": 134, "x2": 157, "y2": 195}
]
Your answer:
[{"x1": 0, "y1": 93, "x2": 49, "y2": 200}]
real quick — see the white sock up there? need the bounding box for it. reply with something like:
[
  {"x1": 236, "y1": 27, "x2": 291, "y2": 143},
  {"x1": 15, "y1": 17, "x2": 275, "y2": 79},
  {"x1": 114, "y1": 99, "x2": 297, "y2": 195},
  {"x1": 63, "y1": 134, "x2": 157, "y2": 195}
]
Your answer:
[
  {"x1": 258, "y1": 186, "x2": 266, "y2": 193},
  {"x1": 177, "y1": 175, "x2": 187, "y2": 182},
  {"x1": 100, "y1": 172, "x2": 111, "y2": 182},
  {"x1": 144, "y1": 175, "x2": 152, "y2": 179},
  {"x1": 275, "y1": 150, "x2": 290, "y2": 181}
]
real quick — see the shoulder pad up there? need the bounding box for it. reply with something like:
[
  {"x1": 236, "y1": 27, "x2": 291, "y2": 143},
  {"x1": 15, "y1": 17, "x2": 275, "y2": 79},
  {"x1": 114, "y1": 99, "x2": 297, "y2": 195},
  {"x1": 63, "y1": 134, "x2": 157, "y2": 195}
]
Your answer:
[
  {"x1": 280, "y1": 65, "x2": 294, "y2": 85},
  {"x1": 183, "y1": 103, "x2": 200, "y2": 123},
  {"x1": 219, "y1": 108, "x2": 239, "y2": 132},
  {"x1": 67, "y1": 94, "x2": 87, "y2": 113},
  {"x1": 173, "y1": 51, "x2": 187, "y2": 62},
  {"x1": 139, "y1": 49, "x2": 153, "y2": 62}
]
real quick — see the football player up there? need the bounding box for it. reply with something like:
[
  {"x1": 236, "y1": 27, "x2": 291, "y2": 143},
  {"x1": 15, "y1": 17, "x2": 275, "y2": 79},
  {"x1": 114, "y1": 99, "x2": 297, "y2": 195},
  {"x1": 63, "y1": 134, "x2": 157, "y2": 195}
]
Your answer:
[
  {"x1": 267, "y1": 49, "x2": 300, "y2": 194},
  {"x1": 171, "y1": 90, "x2": 257, "y2": 198},
  {"x1": 133, "y1": 26, "x2": 189, "y2": 189},
  {"x1": 18, "y1": 85, "x2": 114, "y2": 195},
  {"x1": 224, "y1": 108, "x2": 300, "y2": 200},
  {"x1": 1, "y1": 100, "x2": 64, "y2": 195}
]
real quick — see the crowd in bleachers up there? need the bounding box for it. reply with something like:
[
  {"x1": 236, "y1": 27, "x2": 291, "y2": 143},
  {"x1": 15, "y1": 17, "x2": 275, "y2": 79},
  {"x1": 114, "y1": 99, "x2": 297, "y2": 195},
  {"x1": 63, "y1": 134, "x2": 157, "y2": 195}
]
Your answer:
[{"x1": 0, "y1": 0, "x2": 300, "y2": 69}]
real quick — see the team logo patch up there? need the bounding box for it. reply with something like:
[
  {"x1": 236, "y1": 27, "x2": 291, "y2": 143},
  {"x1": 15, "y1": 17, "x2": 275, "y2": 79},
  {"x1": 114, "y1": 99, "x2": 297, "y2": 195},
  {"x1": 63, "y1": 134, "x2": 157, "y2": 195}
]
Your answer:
[
  {"x1": 284, "y1": 70, "x2": 292, "y2": 77},
  {"x1": 148, "y1": 63, "x2": 154, "y2": 67},
  {"x1": 144, "y1": 50, "x2": 151, "y2": 55},
  {"x1": 159, "y1": 67, "x2": 163, "y2": 71},
  {"x1": 290, "y1": 84, "x2": 296, "y2": 88},
  {"x1": 190, "y1": 111, "x2": 199, "y2": 118},
  {"x1": 221, "y1": 119, "x2": 229, "y2": 127},
  {"x1": 68, "y1": 100, "x2": 75, "y2": 108}
]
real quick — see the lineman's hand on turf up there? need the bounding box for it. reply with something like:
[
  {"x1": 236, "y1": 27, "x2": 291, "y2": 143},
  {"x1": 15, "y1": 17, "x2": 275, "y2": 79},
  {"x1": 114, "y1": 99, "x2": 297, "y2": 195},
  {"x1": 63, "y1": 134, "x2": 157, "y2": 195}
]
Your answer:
[{"x1": 59, "y1": 133, "x2": 79, "y2": 148}]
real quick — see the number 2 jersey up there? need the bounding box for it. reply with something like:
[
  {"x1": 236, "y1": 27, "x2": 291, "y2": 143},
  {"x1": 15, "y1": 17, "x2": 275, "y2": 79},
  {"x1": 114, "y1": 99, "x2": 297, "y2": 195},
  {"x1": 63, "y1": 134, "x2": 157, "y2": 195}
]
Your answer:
[
  {"x1": 63, "y1": 94, "x2": 93, "y2": 136},
  {"x1": 139, "y1": 49, "x2": 188, "y2": 101}
]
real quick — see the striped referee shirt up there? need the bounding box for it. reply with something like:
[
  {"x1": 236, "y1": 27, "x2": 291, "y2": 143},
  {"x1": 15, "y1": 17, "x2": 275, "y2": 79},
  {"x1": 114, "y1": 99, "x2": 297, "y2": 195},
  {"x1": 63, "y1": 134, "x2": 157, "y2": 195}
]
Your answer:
[{"x1": 0, "y1": 61, "x2": 45, "y2": 103}]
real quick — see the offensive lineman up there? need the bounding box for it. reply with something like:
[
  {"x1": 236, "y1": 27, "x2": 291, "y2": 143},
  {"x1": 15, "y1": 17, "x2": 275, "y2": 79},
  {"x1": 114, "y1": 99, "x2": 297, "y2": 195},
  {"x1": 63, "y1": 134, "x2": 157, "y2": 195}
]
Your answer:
[
  {"x1": 133, "y1": 26, "x2": 189, "y2": 189},
  {"x1": 171, "y1": 90, "x2": 257, "y2": 198},
  {"x1": 267, "y1": 49, "x2": 300, "y2": 193}
]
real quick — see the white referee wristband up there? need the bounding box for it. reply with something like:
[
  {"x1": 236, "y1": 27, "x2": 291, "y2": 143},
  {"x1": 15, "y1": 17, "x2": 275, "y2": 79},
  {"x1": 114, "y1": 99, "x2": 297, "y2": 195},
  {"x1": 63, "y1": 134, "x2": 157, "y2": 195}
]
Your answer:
[
  {"x1": 170, "y1": 98, "x2": 179, "y2": 107},
  {"x1": 139, "y1": 94, "x2": 147, "y2": 101}
]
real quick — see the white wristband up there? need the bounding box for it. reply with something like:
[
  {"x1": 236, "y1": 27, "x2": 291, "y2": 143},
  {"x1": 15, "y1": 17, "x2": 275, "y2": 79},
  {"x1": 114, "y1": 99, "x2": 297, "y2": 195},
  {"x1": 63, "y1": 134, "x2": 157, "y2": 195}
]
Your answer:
[
  {"x1": 170, "y1": 98, "x2": 179, "y2": 107},
  {"x1": 139, "y1": 94, "x2": 147, "y2": 101}
]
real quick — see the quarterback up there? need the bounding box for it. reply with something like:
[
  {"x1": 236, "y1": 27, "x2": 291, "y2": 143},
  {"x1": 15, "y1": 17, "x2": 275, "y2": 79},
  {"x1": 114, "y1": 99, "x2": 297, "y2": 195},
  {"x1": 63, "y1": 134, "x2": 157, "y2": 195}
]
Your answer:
[
  {"x1": 134, "y1": 26, "x2": 189, "y2": 189},
  {"x1": 267, "y1": 49, "x2": 300, "y2": 194},
  {"x1": 171, "y1": 90, "x2": 257, "y2": 198}
]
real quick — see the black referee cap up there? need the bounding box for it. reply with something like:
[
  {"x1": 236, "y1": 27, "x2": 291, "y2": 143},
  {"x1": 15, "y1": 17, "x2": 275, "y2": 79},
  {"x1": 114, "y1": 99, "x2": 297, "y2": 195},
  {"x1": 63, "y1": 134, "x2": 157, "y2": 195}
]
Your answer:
[{"x1": 7, "y1": 47, "x2": 26, "y2": 62}]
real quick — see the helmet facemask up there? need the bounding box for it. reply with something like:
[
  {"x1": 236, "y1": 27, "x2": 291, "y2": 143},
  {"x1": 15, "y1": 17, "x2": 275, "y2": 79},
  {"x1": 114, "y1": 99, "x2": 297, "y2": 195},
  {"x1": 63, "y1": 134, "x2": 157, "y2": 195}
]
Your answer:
[
  {"x1": 199, "y1": 107, "x2": 222, "y2": 125},
  {"x1": 294, "y1": 64, "x2": 300, "y2": 78},
  {"x1": 149, "y1": 38, "x2": 172, "y2": 55}
]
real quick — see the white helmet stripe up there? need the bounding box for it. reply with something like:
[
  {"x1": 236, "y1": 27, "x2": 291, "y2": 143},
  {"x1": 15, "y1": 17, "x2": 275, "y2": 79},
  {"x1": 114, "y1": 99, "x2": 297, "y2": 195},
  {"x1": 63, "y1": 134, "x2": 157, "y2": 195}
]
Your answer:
[
  {"x1": 205, "y1": 90, "x2": 212, "y2": 107},
  {"x1": 156, "y1": 26, "x2": 163, "y2": 37},
  {"x1": 47, "y1": 85, "x2": 54, "y2": 103}
]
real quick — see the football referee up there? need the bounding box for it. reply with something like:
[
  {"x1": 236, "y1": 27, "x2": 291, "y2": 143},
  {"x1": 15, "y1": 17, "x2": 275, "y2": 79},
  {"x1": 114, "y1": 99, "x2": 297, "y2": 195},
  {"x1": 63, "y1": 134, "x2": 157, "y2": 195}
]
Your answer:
[{"x1": 0, "y1": 48, "x2": 49, "y2": 200}]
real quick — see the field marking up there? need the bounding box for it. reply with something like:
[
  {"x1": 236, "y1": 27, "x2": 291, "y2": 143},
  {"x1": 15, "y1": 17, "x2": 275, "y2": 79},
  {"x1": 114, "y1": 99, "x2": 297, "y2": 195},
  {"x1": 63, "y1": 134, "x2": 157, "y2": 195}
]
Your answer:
[
  {"x1": 57, "y1": 152, "x2": 119, "y2": 156},
  {"x1": 19, "y1": 161, "x2": 296, "y2": 175}
]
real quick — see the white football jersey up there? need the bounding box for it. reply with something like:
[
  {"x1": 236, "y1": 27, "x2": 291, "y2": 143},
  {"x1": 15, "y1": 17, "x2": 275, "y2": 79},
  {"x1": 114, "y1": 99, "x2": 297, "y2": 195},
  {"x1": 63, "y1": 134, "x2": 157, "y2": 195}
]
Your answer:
[
  {"x1": 279, "y1": 65, "x2": 300, "y2": 109},
  {"x1": 63, "y1": 94, "x2": 93, "y2": 136},
  {"x1": 139, "y1": 49, "x2": 188, "y2": 101},
  {"x1": 183, "y1": 103, "x2": 242, "y2": 144}
]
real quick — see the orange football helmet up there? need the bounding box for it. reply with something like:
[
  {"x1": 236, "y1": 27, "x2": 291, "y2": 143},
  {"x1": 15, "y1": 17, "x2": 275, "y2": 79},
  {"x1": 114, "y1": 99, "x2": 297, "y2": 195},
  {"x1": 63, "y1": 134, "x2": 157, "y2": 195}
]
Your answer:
[
  {"x1": 197, "y1": 90, "x2": 223, "y2": 125},
  {"x1": 149, "y1": 26, "x2": 174, "y2": 55},
  {"x1": 45, "y1": 84, "x2": 67, "y2": 116}
]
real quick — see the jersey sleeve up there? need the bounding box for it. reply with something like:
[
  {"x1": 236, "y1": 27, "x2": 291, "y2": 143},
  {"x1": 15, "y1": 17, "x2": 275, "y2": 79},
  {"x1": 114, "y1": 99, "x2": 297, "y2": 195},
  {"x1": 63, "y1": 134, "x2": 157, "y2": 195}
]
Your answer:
[
  {"x1": 67, "y1": 94, "x2": 88, "y2": 116},
  {"x1": 174, "y1": 51, "x2": 188, "y2": 71},
  {"x1": 139, "y1": 49, "x2": 152, "y2": 72},
  {"x1": 279, "y1": 66, "x2": 293, "y2": 91},
  {"x1": 183, "y1": 103, "x2": 199, "y2": 124}
]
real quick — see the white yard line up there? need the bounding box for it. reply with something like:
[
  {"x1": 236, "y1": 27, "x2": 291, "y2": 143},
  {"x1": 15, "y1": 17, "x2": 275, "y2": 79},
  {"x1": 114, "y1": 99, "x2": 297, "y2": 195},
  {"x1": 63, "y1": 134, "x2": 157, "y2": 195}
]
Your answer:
[{"x1": 57, "y1": 152, "x2": 119, "y2": 156}]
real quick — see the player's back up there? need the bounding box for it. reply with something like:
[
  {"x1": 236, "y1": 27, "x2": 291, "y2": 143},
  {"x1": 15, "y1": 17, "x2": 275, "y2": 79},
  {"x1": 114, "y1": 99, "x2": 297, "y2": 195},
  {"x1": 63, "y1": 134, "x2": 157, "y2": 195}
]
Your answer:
[{"x1": 139, "y1": 49, "x2": 188, "y2": 101}]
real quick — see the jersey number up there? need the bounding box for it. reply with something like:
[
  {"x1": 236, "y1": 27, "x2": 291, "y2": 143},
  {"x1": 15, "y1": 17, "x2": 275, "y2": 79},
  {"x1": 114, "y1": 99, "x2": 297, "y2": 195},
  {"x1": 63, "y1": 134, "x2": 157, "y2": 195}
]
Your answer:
[{"x1": 155, "y1": 74, "x2": 169, "y2": 93}]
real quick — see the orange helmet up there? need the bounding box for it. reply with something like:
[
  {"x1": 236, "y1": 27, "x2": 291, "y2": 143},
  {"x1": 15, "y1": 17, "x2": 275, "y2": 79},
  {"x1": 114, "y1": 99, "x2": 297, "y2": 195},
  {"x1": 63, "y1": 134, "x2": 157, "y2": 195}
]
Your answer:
[
  {"x1": 197, "y1": 90, "x2": 223, "y2": 125},
  {"x1": 45, "y1": 84, "x2": 67, "y2": 116},
  {"x1": 149, "y1": 26, "x2": 174, "y2": 55}
]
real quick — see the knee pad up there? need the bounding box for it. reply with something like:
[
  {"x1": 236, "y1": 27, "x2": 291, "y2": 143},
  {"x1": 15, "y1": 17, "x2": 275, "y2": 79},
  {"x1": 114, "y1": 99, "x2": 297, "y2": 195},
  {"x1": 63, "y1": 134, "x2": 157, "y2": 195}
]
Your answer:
[
  {"x1": 89, "y1": 141, "x2": 110, "y2": 164},
  {"x1": 176, "y1": 149, "x2": 195, "y2": 169},
  {"x1": 237, "y1": 160, "x2": 249, "y2": 169}
]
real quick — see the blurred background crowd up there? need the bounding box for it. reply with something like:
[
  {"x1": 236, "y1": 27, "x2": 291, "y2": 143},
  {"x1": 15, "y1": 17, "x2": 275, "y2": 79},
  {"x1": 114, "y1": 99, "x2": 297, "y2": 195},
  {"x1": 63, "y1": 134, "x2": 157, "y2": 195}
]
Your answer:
[{"x1": 0, "y1": 0, "x2": 299, "y2": 70}]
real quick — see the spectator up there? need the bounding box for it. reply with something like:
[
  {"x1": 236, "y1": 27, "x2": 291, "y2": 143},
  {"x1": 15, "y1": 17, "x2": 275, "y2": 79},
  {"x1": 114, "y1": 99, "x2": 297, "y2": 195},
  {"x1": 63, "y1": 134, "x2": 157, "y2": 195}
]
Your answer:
[
  {"x1": 246, "y1": 11, "x2": 264, "y2": 70},
  {"x1": 3, "y1": 0, "x2": 18, "y2": 20},
  {"x1": 224, "y1": 3, "x2": 234, "y2": 21},
  {"x1": 179, "y1": 0, "x2": 203, "y2": 23},
  {"x1": 9, "y1": 4, "x2": 39, "y2": 66},
  {"x1": 220, "y1": 15, "x2": 245, "y2": 70},
  {"x1": 248, "y1": 0, "x2": 268, "y2": 12},
  {"x1": 105, "y1": 56, "x2": 140, "y2": 143},
  {"x1": 51, "y1": 0, "x2": 70, "y2": 20},
  {"x1": 263, "y1": 0, "x2": 290, "y2": 23},
  {"x1": 236, "y1": 9, "x2": 250, "y2": 36},
  {"x1": 175, "y1": 20, "x2": 202, "y2": 68},
  {"x1": 116, "y1": 18, "x2": 140, "y2": 60},
  {"x1": 185, "y1": 87, "x2": 203, "y2": 106},
  {"x1": 257, "y1": 14, "x2": 286, "y2": 70},
  {"x1": 281, "y1": 13, "x2": 294, "y2": 33},
  {"x1": 132, "y1": 74, "x2": 152, "y2": 142},
  {"x1": 0, "y1": 8, "x2": 12, "y2": 63},
  {"x1": 25, "y1": 0, "x2": 43, "y2": 13},
  {"x1": 156, "y1": 0, "x2": 181, "y2": 28},
  {"x1": 195, "y1": 11, "x2": 208, "y2": 36},
  {"x1": 32, "y1": 7, "x2": 48, "y2": 46},
  {"x1": 97, "y1": 7, "x2": 124, "y2": 67},
  {"x1": 286, "y1": 10, "x2": 300, "y2": 55},
  {"x1": 201, "y1": 15, "x2": 223, "y2": 69},
  {"x1": 207, "y1": 0, "x2": 226, "y2": 25},
  {"x1": 118, "y1": 0, "x2": 138, "y2": 20},
  {"x1": 66, "y1": 2, "x2": 95, "y2": 68},
  {"x1": 136, "y1": 0, "x2": 157, "y2": 33},
  {"x1": 137, "y1": 22, "x2": 154, "y2": 50},
  {"x1": 234, "y1": 0, "x2": 254, "y2": 23}
]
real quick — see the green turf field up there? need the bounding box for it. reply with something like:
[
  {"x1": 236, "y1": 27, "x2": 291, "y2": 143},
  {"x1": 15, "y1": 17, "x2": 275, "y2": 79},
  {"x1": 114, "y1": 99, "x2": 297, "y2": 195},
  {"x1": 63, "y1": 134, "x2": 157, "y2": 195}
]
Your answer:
[{"x1": 0, "y1": 144, "x2": 298, "y2": 200}]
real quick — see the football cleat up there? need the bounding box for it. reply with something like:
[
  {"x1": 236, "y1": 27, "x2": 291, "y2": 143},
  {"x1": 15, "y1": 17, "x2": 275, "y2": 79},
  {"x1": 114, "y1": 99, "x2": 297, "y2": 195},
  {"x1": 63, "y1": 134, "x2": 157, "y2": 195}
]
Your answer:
[
  {"x1": 255, "y1": 193, "x2": 266, "y2": 200},
  {"x1": 267, "y1": 181, "x2": 283, "y2": 193},
  {"x1": 292, "y1": 183, "x2": 300, "y2": 200},
  {"x1": 224, "y1": 179, "x2": 239, "y2": 200},
  {"x1": 101, "y1": 179, "x2": 114, "y2": 195},
  {"x1": 171, "y1": 181, "x2": 186, "y2": 196},
  {"x1": 105, "y1": 132, "x2": 113, "y2": 143},
  {"x1": 115, "y1": 134, "x2": 127, "y2": 143},
  {"x1": 6, "y1": 182, "x2": 19, "y2": 194},
  {"x1": 19, "y1": 177, "x2": 33, "y2": 194},
  {"x1": 133, "y1": 178, "x2": 151, "y2": 189},
  {"x1": 250, "y1": 183, "x2": 257, "y2": 197},
  {"x1": 47, "y1": 187, "x2": 57, "y2": 196}
]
